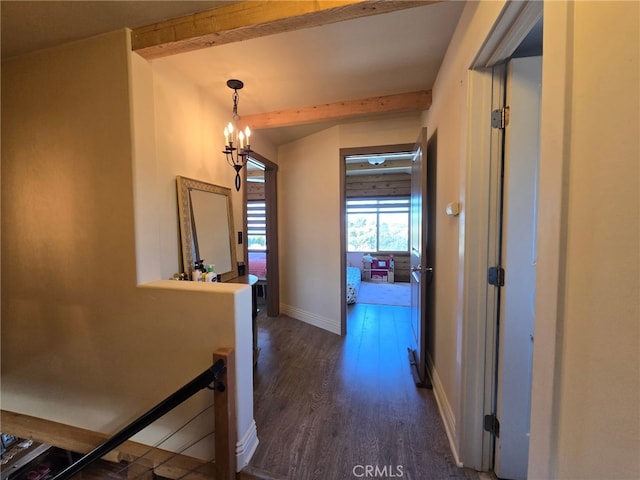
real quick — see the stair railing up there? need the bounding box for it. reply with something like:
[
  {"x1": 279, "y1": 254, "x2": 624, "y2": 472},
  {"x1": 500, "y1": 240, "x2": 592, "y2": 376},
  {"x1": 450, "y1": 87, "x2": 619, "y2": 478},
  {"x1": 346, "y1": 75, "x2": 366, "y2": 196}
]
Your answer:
[{"x1": 50, "y1": 347, "x2": 236, "y2": 480}]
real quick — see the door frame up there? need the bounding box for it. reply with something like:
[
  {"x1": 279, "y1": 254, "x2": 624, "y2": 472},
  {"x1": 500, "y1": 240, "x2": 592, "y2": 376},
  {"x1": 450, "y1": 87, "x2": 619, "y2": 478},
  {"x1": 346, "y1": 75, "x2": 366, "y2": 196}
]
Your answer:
[
  {"x1": 494, "y1": 56, "x2": 542, "y2": 480},
  {"x1": 409, "y1": 127, "x2": 430, "y2": 387},
  {"x1": 339, "y1": 143, "x2": 414, "y2": 336},
  {"x1": 424, "y1": 131, "x2": 437, "y2": 381},
  {"x1": 244, "y1": 151, "x2": 279, "y2": 317},
  {"x1": 459, "y1": 0, "x2": 543, "y2": 471}
]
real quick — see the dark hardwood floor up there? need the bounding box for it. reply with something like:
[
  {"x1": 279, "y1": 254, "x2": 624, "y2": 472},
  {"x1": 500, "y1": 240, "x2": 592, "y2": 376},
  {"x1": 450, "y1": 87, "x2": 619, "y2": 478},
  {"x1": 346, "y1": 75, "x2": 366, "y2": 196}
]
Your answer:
[{"x1": 244, "y1": 302, "x2": 481, "y2": 480}]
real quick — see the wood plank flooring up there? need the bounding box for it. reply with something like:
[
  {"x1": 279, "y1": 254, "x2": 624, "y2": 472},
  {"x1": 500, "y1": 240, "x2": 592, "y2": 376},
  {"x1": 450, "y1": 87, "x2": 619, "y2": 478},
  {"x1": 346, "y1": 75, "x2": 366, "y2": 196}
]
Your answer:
[{"x1": 244, "y1": 303, "x2": 480, "y2": 480}]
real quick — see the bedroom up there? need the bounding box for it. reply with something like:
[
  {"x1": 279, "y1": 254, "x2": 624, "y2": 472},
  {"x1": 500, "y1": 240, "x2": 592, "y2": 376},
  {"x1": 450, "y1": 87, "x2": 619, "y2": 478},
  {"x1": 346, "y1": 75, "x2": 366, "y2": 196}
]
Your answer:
[
  {"x1": 344, "y1": 151, "x2": 412, "y2": 308},
  {"x1": 246, "y1": 150, "x2": 414, "y2": 310}
]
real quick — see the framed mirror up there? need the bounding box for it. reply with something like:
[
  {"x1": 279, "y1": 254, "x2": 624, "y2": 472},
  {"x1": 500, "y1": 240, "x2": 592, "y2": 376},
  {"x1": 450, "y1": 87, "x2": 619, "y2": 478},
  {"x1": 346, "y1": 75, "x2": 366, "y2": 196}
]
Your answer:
[{"x1": 176, "y1": 176, "x2": 238, "y2": 282}]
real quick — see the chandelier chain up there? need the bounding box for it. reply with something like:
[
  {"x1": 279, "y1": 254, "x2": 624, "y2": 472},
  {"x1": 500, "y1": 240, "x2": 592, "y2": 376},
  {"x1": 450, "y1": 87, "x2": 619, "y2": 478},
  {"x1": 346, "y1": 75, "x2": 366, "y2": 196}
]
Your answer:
[{"x1": 232, "y1": 90, "x2": 240, "y2": 121}]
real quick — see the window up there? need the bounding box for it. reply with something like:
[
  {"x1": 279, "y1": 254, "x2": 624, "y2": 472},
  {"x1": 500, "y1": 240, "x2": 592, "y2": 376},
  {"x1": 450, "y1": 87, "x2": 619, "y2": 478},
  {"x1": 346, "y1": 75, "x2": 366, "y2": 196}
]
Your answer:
[
  {"x1": 247, "y1": 201, "x2": 266, "y2": 250},
  {"x1": 346, "y1": 197, "x2": 410, "y2": 252}
]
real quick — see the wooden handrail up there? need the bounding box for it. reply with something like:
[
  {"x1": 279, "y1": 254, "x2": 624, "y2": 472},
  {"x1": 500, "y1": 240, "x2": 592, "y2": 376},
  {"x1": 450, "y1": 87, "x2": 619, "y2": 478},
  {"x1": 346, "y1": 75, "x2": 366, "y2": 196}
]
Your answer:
[{"x1": 213, "y1": 347, "x2": 237, "y2": 479}]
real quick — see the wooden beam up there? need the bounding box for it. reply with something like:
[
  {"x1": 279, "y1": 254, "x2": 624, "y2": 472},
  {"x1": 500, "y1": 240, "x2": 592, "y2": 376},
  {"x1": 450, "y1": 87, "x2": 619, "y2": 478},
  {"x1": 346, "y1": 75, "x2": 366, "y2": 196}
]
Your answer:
[
  {"x1": 242, "y1": 90, "x2": 431, "y2": 129},
  {"x1": 132, "y1": 0, "x2": 436, "y2": 60}
]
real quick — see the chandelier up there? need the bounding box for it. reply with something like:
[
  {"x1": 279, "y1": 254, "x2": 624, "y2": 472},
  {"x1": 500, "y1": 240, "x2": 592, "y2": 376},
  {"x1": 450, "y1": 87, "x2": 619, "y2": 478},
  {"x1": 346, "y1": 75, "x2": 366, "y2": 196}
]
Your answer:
[{"x1": 222, "y1": 79, "x2": 252, "y2": 191}]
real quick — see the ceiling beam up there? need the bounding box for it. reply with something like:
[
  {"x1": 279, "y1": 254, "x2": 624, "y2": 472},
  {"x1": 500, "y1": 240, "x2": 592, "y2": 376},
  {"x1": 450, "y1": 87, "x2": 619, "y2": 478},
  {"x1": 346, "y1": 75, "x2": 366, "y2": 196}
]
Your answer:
[
  {"x1": 241, "y1": 90, "x2": 432, "y2": 129},
  {"x1": 132, "y1": 0, "x2": 436, "y2": 60}
]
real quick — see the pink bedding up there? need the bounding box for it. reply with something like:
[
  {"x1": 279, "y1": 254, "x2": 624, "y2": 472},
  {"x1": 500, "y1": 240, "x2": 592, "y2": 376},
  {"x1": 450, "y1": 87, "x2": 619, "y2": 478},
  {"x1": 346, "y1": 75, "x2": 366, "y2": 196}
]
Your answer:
[{"x1": 248, "y1": 251, "x2": 267, "y2": 280}]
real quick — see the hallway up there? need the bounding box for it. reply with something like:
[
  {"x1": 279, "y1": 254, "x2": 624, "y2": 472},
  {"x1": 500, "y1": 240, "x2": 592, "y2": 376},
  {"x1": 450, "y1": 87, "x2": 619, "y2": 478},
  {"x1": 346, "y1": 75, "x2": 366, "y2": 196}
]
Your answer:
[{"x1": 244, "y1": 304, "x2": 480, "y2": 480}]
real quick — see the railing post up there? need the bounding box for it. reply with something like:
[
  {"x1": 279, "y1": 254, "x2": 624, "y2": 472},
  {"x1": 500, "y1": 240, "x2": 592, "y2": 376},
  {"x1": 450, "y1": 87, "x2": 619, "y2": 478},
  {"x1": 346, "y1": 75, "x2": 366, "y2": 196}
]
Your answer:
[{"x1": 213, "y1": 347, "x2": 237, "y2": 480}]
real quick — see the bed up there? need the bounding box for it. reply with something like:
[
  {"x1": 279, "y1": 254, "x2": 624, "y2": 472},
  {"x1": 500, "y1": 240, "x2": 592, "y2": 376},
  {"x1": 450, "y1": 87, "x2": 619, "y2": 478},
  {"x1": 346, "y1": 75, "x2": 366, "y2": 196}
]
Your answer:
[
  {"x1": 346, "y1": 266, "x2": 362, "y2": 304},
  {"x1": 248, "y1": 251, "x2": 267, "y2": 280},
  {"x1": 248, "y1": 251, "x2": 267, "y2": 299}
]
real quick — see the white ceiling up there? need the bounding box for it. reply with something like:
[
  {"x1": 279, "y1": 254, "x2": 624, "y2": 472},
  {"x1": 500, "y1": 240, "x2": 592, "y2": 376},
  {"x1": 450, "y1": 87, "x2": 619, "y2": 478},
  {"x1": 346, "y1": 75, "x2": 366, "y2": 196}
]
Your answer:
[{"x1": 1, "y1": 1, "x2": 465, "y2": 146}]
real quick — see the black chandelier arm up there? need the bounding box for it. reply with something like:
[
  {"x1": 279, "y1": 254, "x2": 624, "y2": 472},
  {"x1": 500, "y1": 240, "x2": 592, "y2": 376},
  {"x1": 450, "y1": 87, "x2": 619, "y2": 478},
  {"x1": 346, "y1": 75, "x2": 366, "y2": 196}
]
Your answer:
[
  {"x1": 233, "y1": 164, "x2": 243, "y2": 191},
  {"x1": 224, "y1": 150, "x2": 251, "y2": 166}
]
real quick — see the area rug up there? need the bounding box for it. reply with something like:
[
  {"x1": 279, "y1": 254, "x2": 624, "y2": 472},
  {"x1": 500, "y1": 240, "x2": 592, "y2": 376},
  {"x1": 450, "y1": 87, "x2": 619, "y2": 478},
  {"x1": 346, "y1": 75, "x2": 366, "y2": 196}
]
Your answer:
[{"x1": 357, "y1": 281, "x2": 411, "y2": 306}]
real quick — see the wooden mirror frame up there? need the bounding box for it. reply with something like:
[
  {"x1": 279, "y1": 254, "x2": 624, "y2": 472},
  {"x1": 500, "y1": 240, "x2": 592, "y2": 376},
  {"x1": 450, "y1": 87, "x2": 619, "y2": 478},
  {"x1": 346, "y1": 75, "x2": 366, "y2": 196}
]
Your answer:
[{"x1": 176, "y1": 176, "x2": 238, "y2": 282}]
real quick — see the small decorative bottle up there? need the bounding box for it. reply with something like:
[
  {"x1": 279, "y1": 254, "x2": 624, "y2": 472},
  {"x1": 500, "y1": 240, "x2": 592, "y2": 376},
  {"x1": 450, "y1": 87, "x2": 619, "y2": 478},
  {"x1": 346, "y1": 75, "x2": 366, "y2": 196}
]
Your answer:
[
  {"x1": 192, "y1": 268, "x2": 201, "y2": 282},
  {"x1": 205, "y1": 264, "x2": 217, "y2": 282},
  {"x1": 193, "y1": 259, "x2": 205, "y2": 281}
]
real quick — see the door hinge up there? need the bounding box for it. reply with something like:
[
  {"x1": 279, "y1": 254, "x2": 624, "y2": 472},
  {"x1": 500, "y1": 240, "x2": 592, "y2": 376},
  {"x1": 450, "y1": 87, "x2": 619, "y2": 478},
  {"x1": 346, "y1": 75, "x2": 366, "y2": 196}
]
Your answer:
[
  {"x1": 488, "y1": 266, "x2": 505, "y2": 286},
  {"x1": 491, "y1": 107, "x2": 509, "y2": 129},
  {"x1": 484, "y1": 414, "x2": 500, "y2": 437}
]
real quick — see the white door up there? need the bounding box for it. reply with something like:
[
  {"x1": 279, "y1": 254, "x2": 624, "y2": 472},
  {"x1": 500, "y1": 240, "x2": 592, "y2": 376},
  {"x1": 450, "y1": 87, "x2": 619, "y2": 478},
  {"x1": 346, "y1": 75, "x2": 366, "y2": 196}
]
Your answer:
[{"x1": 494, "y1": 56, "x2": 542, "y2": 479}]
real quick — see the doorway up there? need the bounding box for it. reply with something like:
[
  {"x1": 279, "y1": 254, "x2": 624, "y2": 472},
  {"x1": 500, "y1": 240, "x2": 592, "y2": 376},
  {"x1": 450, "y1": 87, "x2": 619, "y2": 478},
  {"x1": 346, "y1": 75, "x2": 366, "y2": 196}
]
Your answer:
[
  {"x1": 245, "y1": 152, "x2": 279, "y2": 317},
  {"x1": 491, "y1": 55, "x2": 542, "y2": 480},
  {"x1": 339, "y1": 143, "x2": 414, "y2": 336},
  {"x1": 459, "y1": 2, "x2": 543, "y2": 475},
  {"x1": 424, "y1": 131, "x2": 437, "y2": 382}
]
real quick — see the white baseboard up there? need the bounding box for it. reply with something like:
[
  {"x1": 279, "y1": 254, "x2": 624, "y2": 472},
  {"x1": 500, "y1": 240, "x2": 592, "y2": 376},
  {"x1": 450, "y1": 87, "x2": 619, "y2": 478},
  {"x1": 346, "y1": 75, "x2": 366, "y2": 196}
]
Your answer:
[
  {"x1": 236, "y1": 420, "x2": 258, "y2": 471},
  {"x1": 280, "y1": 304, "x2": 341, "y2": 335},
  {"x1": 427, "y1": 354, "x2": 463, "y2": 468}
]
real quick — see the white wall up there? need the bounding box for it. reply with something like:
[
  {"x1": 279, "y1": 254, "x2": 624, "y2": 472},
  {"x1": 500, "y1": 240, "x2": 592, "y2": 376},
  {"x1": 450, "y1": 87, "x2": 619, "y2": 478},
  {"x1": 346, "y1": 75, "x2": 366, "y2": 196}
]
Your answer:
[
  {"x1": 425, "y1": 0, "x2": 640, "y2": 477},
  {"x1": 530, "y1": 2, "x2": 640, "y2": 478},
  {"x1": 278, "y1": 126, "x2": 343, "y2": 333},
  {"x1": 1, "y1": 29, "x2": 256, "y2": 467},
  {"x1": 133, "y1": 58, "x2": 244, "y2": 280},
  {"x1": 277, "y1": 114, "x2": 420, "y2": 334},
  {"x1": 144, "y1": 56, "x2": 278, "y2": 281},
  {"x1": 422, "y1": 0, "x2": 507, "y2": 465}
]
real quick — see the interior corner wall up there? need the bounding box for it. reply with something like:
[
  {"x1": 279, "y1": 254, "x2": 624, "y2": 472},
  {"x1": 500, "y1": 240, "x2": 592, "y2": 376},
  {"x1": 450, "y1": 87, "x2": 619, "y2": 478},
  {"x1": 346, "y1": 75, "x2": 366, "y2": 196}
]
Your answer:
[
  {"x1": 132, "y1": 48, "x2": 263, "y2": 464},
  {"x1": 130, "y1": 50, "x2": 162, "y2": 284},
  {"x1": 419, "y1": 0, "x2": 506, "y2": 465},
  {"x1": 277, "y1": 116, "x2": 420, "y2": 335},
  {"x1": 1, "y1": 29, "x2": 255, "y2": 464},
  {"x1": 1, "y1": 27, "x2": 141, "y2": 431},
  {"x1": 139, "y1": 60, "x2": 238, "y2": 279},
  {"x1": 278, "y1": 126, "x2": 342, "y2": 334},
  {"x1": 144, "y1": 58, "x2": 279, "y2": 280}
]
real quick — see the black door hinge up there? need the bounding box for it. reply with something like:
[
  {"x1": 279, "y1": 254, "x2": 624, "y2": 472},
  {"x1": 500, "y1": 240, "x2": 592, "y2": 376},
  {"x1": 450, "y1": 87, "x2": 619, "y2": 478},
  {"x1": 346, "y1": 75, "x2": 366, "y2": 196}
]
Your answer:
[
  {"x1": 484, "y1": 414, "x2": 500, "y2": 437},
  {"x1": 488, "y1": 266, "x2": 505, "y2": 286}
]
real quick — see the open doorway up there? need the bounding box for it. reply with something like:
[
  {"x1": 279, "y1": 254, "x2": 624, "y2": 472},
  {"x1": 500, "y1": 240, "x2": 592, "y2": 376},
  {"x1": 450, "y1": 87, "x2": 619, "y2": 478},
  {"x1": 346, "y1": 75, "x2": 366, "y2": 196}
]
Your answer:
[
  {"x1": 460, "y1": 3, "x2": 543, "y2": 475},
  {"x1": 245, "y1": 152, "x2": 279, "y2": 317},
  {"x1": 339, "y1": 144, "x2": 414, "y2": 335}
]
